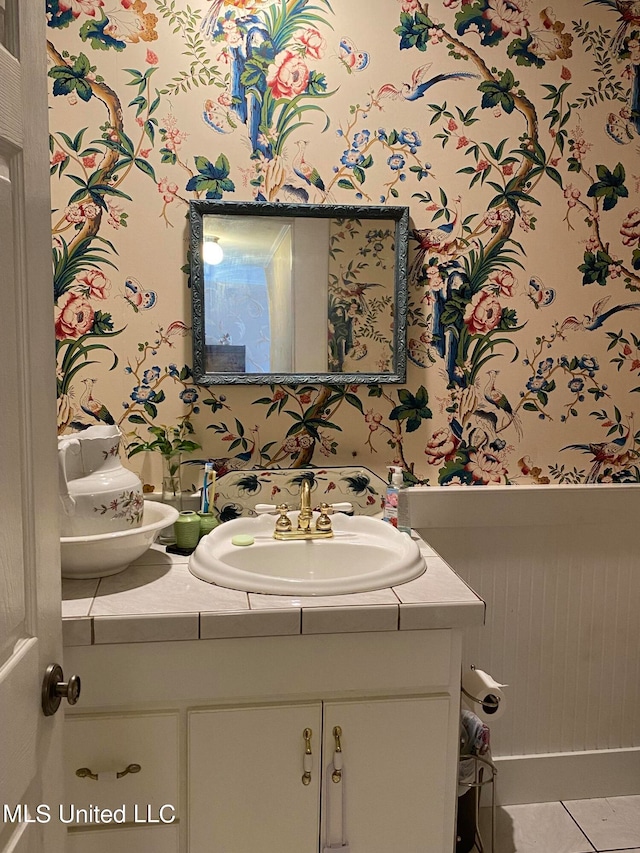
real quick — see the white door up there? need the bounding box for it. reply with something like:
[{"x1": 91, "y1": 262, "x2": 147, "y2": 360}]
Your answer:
[{"x1": 0, "y1": 2, "x2": 66, "y2": 852}]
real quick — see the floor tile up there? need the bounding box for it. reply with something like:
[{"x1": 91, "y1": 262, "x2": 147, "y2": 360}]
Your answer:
[
  {"x1": 476, "y1": 802, "x2": 595, "y2": 853},
  {"x1": 563, "y1": 796, "x2": 640, "y2": 851}
]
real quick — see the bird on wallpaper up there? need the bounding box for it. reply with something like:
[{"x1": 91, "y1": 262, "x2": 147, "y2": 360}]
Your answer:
[
  {"x1": 561, "y1": 433, "x2": 631, "y2": 483},
  {"x1": 200, "y1": 0, "x2": 273, "y2": 38},
  {"x1": 483, "y1": 370, "x2": 523, "y2": 437},
  {"x1": 560, "y1": 296, "x2": 640, "y2": 333},
  {"x1": 376, "y1": 63, "x2": 479, "y2": 103},
  {"x1": 586, "y1": 0, "x2": 640, "y2": 133},
  {"x1": 292, "y1": 140, "x2": 326, "y2": 195},
  {"x1": 409, "y1": 196, "x2": 463, "y2": 282},
  {"x1": 79, "y1": 378, "x2": 115, "y2": 425}
]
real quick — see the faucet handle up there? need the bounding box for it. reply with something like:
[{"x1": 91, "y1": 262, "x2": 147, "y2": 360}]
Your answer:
[
  {"x1": 275, "y1": 504, "x2": 293, "y2": 533},
  {"x1": 255, "y1": 503, "x2": 279, "y2": 515},
  {"x1": 315, "y1": 503, "x2": 333, "y2": 533},
  {"x1": 327, "y1": 502, "x2": 353, "y2": 515}
]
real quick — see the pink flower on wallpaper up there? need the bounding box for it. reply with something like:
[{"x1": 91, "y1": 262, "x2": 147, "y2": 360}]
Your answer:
[
  {"x1": 489, "y1": 269, "x2": 516, "y2": 297},
  {"x1": 463, "y1": 290, "x2": 503, "y2": 335},
  {"x1": 267, "y1": 50, "x2": 310, "y2": 99},
  {"x1": 483, "y1": 0, "x2": 530, "y2": 37},
  {"x1": 51, "y1": 150, "x2": 67, "y2": 166},
  {"x1": 424, "y1": 429, "x2": 459, "y2": 466},
  {"x1": 55, "y1": 292, "x2": 95, "y2": 340},
  {"x1": 397, "y1": 0, "x2": 421, "y2": 12},
  {"x1": 158, "y1": 178, "x2": 179, "y2": 203},
  {"x1": 76, "y1": 269, "x2": 111, "y2": 300},
  {"x1": 621, "y1": 208, "x2": 640, "y2": 247},
  {"x1": 221, "y1": 19, "x2": 243, "y2": 48},
  {"x1": 465, "y1": 450, "x2": 507, "y2": 484},
  {"x1": 295, "y1": 27, "x2": 327, "y2": 59},
  {"x1": 58, "y1": 0, "x2": 104, "y2": 17},
  {"x1": 146, "y1": 49, "x2": 159, "y2": 65}
]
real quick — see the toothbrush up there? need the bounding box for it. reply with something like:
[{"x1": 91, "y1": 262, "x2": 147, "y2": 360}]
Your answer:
[{"x1": 200, "y1": 462, "x2": 214, "y2": 513}]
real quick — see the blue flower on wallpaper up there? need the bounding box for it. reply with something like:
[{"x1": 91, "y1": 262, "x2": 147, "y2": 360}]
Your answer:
[
  {"x1": 578, "y1": 356, "x2": 600, "y2": 376},
  {"x1": 143, "y1": 367, "x2": 161, "y2": 385},
  {"x1": 180, "y1": 388, "x2": 199, "y2": 404},
  {"x1": 131, "y1": 386, "x2": 158, "y2": 404},
  {"x1": 526, "y1": 376, "x2": 549, "y2": 393},
  {"x1": 568, "y1": 378, "x2": 585, "y2": 393},
  {"x1": 397, "y1": 129, "x2": 421, "y2": 153},
  {"x1": 340, "y1": 149, "x2": 365, "y2": 168},
  {"x1": 353, "y1": 130, "x2": 371, "y2": 148},
  {"x1": 387, "y1": 153, "x2": 406, "y2": 171}
]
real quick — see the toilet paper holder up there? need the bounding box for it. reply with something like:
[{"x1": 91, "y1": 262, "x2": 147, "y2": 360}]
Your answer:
[{"x1": 461, "y1": 664, "x2": 501, "y2": 711}]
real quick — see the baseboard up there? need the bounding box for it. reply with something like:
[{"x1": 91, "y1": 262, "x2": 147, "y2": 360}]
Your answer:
[{"x1": 492, "y1": 748, "x2": 640, "y2": 804}]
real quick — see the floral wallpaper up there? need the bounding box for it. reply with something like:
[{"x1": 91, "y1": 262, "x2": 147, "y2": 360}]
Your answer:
[{"x1": 48, "y1": 0, "x2": 640, "y2": 489}]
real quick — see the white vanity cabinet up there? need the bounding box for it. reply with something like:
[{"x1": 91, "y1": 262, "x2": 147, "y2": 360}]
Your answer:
[
  {"x1": 64, "y1": 629, "x2": 465, "y2": 853},
  {"x1": 189, "y1": 695, "x2": 451, "y2": 853}
]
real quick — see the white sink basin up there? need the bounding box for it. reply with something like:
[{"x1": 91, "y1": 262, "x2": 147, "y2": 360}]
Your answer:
[{"x1": 188, "y1": 512, "x2": 425, "y2": 595}]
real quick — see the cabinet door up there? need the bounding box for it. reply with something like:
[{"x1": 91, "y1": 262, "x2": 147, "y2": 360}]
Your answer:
[
  {"x1": 189, "y1": 703, "x2": 322, "y2": 853},
  {"x1": 322, "y1": 697, "x2": 453, "y2": 853}
]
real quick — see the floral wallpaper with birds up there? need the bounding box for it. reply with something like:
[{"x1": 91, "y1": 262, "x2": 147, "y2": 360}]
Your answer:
[{"x1": 47, "y1": 0, "x2": 640, "y2": 489}]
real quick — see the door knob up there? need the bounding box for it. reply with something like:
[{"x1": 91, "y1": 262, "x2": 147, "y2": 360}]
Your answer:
[{"x1": 42, "y1": 663, "x2": 81, "y2": 716}]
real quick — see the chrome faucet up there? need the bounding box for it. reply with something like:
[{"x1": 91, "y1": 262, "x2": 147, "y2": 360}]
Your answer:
[{"x1": 273, "y1": 479, "x2": 333, "y2": 540}]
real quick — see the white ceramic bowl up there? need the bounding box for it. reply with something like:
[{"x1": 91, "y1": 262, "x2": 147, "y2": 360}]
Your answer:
[{"x1": 60, "y1": 500, "x2": 179, "y2": 579}]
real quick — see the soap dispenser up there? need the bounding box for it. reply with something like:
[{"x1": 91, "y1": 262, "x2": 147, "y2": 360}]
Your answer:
[
  {"x1": 384, "y1": 466, "x2": 411, "y2": 534},
  {"x1": 383, "y1": 466, "x2": 403, "y2": 529}
]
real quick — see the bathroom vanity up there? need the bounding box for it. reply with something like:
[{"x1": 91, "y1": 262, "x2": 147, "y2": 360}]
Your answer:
[{"x1": 61, "y1": 533, "x2": 484, "y2": 853}]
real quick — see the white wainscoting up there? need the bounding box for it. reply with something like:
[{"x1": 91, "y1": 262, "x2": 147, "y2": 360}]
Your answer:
[{"x1": 405, "y1": 484, "x2": 640, "y2": 803}]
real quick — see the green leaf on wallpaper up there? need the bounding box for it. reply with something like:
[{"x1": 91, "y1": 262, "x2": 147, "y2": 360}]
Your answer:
[
  {"x1": 507, "y1": 36, "x2": 546, "y2": 68},
  {"x1": 79, "y1": 15, "x2": 126, "y2": 51},
  {"x1": 49, "y1": 59, "x2": 93, "y2": 102},
  {"x1": 389, "y1": 386, "x2": 432, "y2": 433},
  {"x1": 186, "y1": 154, "x2": 235, "y2": 199},
  {"x1": 455, "y1": 1, "x2": 502, "y2": 46},
  {"x1": 478, "y1": 70, "x2": 516, "y2": 114},
  {"x1": 579, "y1": 249, "x2": 614, "y2": 286},
  {"x1": 128, "y1": 414, "x2": 147, "y2": 425},
  {"x1": 338, "y1": 179, "x2": 355, "y2": 190},
  {"x1": 632, "y1": 249, "x2": 640, "y2": 270},
  {"x1": 345, "y1": 393, "x2": 364, "y2": 413},
  {"x1": 587, "y1": 163, "x2": 628, "y2": 210},
  {"x1": 394, "y1": 11, "x2": 433, "y2": 51},
  {"x1": 134, "y1": 158, "x2": 156, "y2": 181}
]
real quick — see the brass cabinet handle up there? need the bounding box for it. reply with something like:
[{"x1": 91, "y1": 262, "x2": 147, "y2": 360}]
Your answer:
[
  {"x1": 301, "y1": 727, "x2": 313, "y2": 786},
  {"x1": 76, "y1": 763, "x2": 141, "y2": 781},
  {"x1": 331, "y1": 726, "x2": 343, "y2": 783}
]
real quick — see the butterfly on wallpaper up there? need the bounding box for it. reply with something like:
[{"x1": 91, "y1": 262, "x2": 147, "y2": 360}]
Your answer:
[
  {"x1": 202, "y1": 99, "x2": 237, "y2": 134},
  {"x1": 123, "y1": 277, "x2": 157, "y2": 312},
  {"x1": 337, "y1": 36, "x2": 370, "y2": 73},
  {"x1": 604, "y1": 111, "x2": 634, "y2": 145},
  {"x1": 526, "y1": 276, "x2": 555, "y2": 309}
]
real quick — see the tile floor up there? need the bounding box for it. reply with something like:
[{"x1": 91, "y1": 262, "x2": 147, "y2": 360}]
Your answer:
[{"x1": 476, "y1": 796, "x2": 640, "y2": 852}]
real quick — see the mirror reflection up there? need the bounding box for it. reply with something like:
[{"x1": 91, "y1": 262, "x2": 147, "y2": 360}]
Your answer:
[{"x1": 190, "y1": 202, "x2": 409, "y2": 385}]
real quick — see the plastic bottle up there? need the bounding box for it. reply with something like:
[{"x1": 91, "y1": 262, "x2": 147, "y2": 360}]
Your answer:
[
  {"x1": 383, "y1": 466, "x2": 403, "y2": 528},
  {"x1": 383, "y1": 466, "x2": 412, "y2": 534}
]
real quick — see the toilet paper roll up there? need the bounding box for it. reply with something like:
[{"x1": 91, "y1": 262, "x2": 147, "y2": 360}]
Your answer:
[{"x1": 461, "y1": 667, "x2": 507, "y2": 722}]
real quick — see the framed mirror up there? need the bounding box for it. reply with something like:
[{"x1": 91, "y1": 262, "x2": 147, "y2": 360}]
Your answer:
[{"x1": 190, "y1": 201, "x2": 409, "y2": 385}]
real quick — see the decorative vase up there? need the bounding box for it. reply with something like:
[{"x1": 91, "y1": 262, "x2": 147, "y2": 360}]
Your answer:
[
  {"x1": 158, "y1": 453, "x2": 182, "y2": 544},
  {"x1": 58, "y1": 424, "x2": 144, "y2": 537}
]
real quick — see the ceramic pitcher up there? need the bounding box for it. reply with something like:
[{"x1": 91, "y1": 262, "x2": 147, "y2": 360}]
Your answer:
[{"x1": 58, "y1": 424, "x2": 144, "y2": 537}]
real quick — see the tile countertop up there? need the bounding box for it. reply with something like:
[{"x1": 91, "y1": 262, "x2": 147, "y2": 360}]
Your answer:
[{"x1": 61, "y1": 533, "x2": 485, "y2": 647}]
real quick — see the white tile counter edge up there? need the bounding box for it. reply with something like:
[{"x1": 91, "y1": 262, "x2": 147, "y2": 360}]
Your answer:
[{"x1": 61, "y1": 535, "x2": 485, "y2": 645}]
